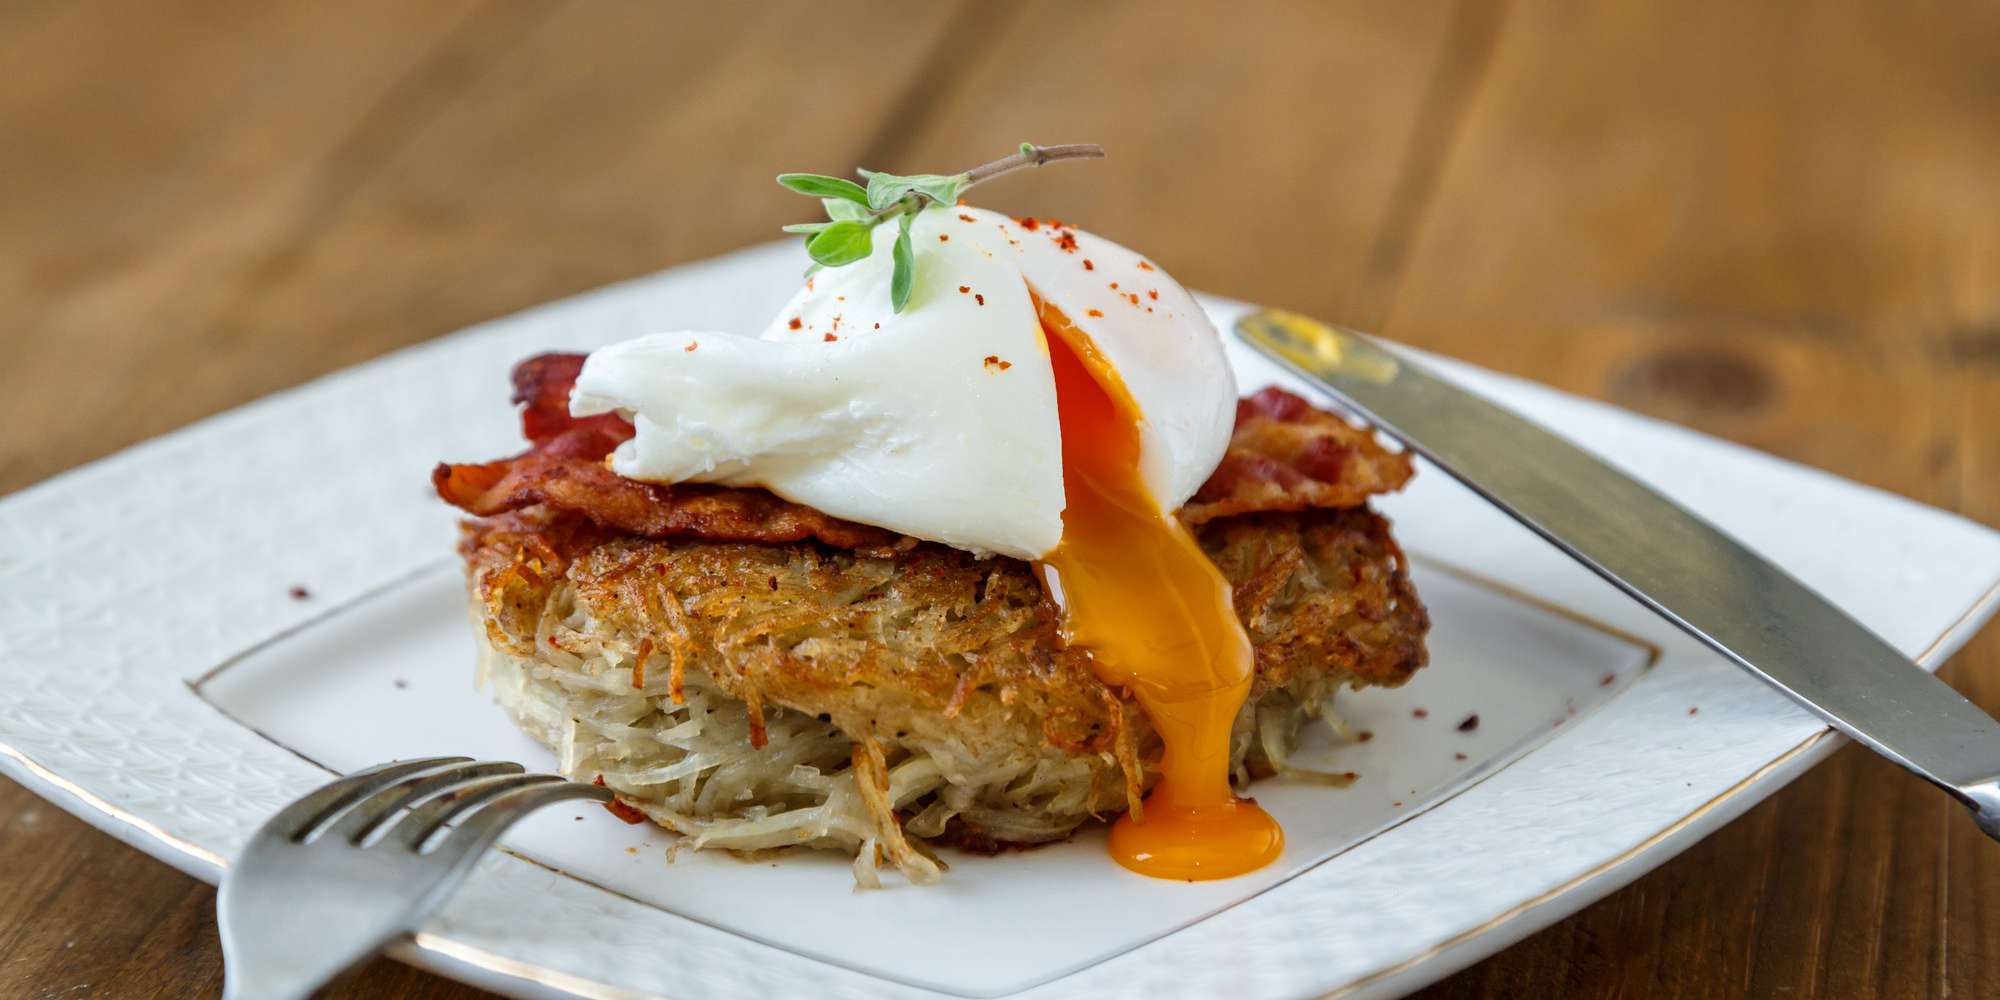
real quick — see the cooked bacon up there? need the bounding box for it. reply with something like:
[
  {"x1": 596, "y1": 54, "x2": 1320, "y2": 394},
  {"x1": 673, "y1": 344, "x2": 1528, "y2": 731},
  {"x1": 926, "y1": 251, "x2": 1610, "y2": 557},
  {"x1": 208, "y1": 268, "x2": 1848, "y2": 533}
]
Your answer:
[
  {"x1": 435, "y1": 357, "x2": 1407, "y2": 549},
  {"x1": 1179, "y1": 387, "x2": 1413, "y2": 525},
  {"x1": 433, "y1": 450, "x2": 900, "y2": 551},
  {"x1": 512, "y1": 352, "x2": 633, "y2": 446}
]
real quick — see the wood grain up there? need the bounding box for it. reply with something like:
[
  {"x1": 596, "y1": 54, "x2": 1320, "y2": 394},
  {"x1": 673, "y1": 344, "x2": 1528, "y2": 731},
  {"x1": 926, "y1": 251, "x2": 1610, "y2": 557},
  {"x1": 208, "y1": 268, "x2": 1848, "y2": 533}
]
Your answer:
[{"x1": 2, "y1": 1, "x2": 1997, "y2": 997}]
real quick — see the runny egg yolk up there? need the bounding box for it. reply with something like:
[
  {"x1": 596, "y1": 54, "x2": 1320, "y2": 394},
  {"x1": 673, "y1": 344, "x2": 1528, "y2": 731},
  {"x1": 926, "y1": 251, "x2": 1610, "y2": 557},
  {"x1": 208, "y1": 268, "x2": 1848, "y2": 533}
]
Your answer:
[{"x1": 1032, "y1": 296, "x2": 1284, "y2": 881}]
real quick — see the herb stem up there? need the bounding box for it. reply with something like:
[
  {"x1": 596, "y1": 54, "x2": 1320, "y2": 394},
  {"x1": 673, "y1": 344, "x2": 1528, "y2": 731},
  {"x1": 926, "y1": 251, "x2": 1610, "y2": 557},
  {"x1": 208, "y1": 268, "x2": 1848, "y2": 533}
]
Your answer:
[{"x1": 958, "y1": 143, "x2": 1105, "y2": 193}]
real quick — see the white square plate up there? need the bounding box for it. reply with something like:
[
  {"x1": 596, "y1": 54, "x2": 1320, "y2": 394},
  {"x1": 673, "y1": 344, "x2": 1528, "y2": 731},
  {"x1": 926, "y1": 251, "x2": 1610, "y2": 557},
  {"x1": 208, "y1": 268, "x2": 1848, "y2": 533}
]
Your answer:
[{"x1": 3, "y1": 242, "x2": 1997, "y2": 1000}]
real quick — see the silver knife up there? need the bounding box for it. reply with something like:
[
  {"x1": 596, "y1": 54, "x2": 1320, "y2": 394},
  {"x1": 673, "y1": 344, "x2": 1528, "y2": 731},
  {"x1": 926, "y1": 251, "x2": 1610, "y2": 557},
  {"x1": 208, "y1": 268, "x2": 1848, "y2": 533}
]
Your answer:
[{"x1": 1236, "y1": 308, "x2": 2000, "y2": 840}]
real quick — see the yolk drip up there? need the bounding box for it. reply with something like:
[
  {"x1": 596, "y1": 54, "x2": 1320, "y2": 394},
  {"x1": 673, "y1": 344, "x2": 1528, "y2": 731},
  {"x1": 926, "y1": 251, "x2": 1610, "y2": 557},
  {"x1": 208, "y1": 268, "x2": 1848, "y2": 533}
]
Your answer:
[{"x1": 1033, "y1": 296, "x2": 1283, "y2": 881}]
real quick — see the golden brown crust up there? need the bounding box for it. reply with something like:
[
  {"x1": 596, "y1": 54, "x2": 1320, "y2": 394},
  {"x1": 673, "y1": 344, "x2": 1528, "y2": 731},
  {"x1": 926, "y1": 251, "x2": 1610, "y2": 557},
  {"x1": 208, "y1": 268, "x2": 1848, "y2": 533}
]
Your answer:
[{"x1": 461, "y1": 502, "x2": 1428, "y2": 783}]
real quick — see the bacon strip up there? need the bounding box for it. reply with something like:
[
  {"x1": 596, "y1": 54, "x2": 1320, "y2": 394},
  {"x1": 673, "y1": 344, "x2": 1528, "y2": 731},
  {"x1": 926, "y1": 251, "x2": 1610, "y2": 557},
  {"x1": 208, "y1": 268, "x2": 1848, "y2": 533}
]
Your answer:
[
  {"x1": 1179, "y1": 387, "x2": 1413, "y2": 526},
  {"x1": 435, "y1": 355, "x2": 1408, "y2": 549},
  {"x1": 511, "y1": 352, "x2": 634, "y2": 447},
  {"x1": 432, "y1": 449, "x2": 900, "y2": 551}
]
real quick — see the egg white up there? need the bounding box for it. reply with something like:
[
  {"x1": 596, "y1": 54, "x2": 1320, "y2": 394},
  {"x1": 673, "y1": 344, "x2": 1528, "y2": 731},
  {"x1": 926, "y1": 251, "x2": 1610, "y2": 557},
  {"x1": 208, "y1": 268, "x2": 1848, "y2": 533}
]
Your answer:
[{"x1": 571, "y1": 205, "x2": 1236, "y2": 560}]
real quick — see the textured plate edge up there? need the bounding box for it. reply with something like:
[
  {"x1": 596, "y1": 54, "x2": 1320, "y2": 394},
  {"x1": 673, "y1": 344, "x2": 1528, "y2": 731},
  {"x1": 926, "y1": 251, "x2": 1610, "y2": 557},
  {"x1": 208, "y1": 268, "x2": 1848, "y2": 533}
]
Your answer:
[{"x1": 1328, "y1": 573, "x2": 2000, "y2": 999}]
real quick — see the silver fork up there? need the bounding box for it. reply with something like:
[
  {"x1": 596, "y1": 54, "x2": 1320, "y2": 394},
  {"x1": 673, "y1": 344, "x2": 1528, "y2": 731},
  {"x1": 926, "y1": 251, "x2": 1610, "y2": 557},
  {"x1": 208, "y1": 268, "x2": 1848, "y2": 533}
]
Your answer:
[{"x1": 217, "y1": 757, "x2": 611, "y2": 1000}]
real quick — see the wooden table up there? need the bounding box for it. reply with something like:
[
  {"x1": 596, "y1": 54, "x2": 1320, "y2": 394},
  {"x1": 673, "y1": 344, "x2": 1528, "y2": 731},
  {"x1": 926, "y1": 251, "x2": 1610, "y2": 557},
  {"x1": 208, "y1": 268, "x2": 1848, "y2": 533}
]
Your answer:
[{"x1": 4, "y1": 2, "x2": 1997, "y2": 996}]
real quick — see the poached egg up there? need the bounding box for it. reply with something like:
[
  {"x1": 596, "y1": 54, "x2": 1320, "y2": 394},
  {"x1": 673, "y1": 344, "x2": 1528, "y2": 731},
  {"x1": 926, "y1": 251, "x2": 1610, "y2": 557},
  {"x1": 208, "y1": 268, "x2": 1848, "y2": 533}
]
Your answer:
[{"x1": 572, "y1": 205, "x2": 1282, "y2": 879}]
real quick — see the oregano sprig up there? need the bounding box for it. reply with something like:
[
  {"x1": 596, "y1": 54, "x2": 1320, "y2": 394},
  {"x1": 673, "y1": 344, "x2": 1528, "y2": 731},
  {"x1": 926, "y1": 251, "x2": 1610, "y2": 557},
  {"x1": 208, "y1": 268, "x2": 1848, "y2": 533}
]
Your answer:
[{"x1": 777, "y1": 141, "x2": 1104, "y2": 313}]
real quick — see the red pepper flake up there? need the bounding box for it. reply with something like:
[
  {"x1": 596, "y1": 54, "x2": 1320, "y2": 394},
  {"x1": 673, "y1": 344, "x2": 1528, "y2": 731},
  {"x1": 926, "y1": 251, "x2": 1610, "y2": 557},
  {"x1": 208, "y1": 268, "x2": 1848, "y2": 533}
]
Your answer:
[
  {"x1": 1356, "y1": 730, "x2": 1374, "y2": 743},
  {"x1": 1392, "y1": 801, "x2": 1404, "y2": 808},
  {"x1": 683, "y1": 340, "x2": 698, "y2": 352},
  {"x1": 805, "y1": 277, "x2": 815, "y2": 291},
  {"x1": 1688, "y1": 706, "x2": 1699, "y2": 716},
  {"x1": 959, "y1": 285, "x2": 971, "y2": 294},
  {"x1": 1109, "y1": 281, "x2": 1119, "y2": 289},
  {"x1": 823, "y1": 333, "x2": 838, "y2": 342},
  {"x1": 1147, "y1": 289, "x2": 1159, "y2": 300},
  {"x1": 983, "y1": 355, "x2": 1013, "y2": 372},
  {"x1": 975, "y1": 293, "x2": 985, "y2": 306},
  {"x1": 1083, "y1": 259, "x2": 1095, "y2": 270},
  {"x1": 1456, "y1": 713, "x2": 1480, "y2": 732},
  {"x1": 787, "y1": 317, "x2": 802, "y2": 330},
  {"x1": 872, "y1": 322, "x2": 880, "y2": 329},
  {"x1": 1014, "y1": 216, "x2": 1040, "y2": 231},
  {"x1": 958, "y1": 213, "x2": 975, "y2": 222},
  {"x1": 1412, "y1": 708, "x2": 1429, "y2": 719},
  {"x1": 1127, "y1": 293, "x2": 1140, "y2": 305},
  {"x1": 938, "y1": 234, "x2": 949, "y2": 242},
  {"x1": 605, "y1": 798, "x2": 645, "y2": 824},
  {"x1": 768, "y1": 575, "x2": 778, "y2": 591},
  {"x1": 1600, "y1": 672, "x2": 1617, "y2": 687},
  {"x1": 1086, "y1": 308, "x2": 1104, "y2": 317},
  {"x1": 956, "y1": 197, "x2": 968, "y2": 206},
  {"x1": 1137, "y1": 261, "x2": 1155, "y2": 271},
  {"x1": 1053, "y1": 230, "x2": 1078, "y2": 253},
  {"x1": 1453, "y1": 752, "x2": 1468, "y2": 761},
  {"x1": 287, "y1": 585, "x2": 311, "y2": 601}
]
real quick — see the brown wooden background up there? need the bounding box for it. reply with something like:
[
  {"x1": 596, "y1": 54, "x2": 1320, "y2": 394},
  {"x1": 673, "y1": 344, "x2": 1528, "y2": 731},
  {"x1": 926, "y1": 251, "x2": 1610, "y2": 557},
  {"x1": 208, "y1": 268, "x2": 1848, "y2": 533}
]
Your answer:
[{"x1": 4, "y1": 1, "x2": 1998, "y2": 997}]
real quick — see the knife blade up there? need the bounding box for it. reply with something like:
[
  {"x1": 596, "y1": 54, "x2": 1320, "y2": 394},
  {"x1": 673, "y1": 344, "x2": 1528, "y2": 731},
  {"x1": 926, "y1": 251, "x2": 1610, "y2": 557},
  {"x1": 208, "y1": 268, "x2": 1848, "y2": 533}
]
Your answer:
[{"x1": 1236, "y1": 308, "x2": 2000, "y2": 839}]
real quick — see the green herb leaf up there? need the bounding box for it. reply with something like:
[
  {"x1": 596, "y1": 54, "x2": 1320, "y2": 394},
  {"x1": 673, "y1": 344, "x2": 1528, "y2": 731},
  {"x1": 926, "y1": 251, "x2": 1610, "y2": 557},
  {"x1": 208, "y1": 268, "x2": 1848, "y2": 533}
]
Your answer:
[
  {"x1": 777, "y1": 173, "x2": 869, "y2": 205},
  {"x1": 890, "y1": 213, "x2": 916, "y2": 313},
  {"x1": 865, "y1": 171, "x2": 965, "y2": 211},
  {"x1": 781, "y1": 143, "x2": 1100, "y2": 314},
  {"x1": 822, "y1": 198, "x2": 870, "y2": 222},
  {"x1": 806, "y1": 220, "x2": 874, "y2": 267}
]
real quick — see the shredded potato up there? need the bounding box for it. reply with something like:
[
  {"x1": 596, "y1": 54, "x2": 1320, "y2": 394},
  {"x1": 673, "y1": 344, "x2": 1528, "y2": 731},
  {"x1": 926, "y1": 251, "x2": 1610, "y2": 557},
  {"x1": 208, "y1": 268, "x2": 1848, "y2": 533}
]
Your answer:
[{"x1": 461, "y1": 504, "x2": 1426, "y2": 885}]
